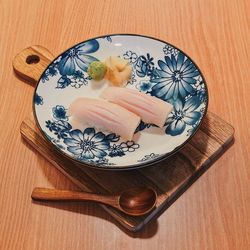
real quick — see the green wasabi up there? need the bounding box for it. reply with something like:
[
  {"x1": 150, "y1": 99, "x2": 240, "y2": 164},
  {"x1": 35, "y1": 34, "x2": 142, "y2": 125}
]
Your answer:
[{"x1": 87, "y1": 61, "x2": 107, "y2": 81}]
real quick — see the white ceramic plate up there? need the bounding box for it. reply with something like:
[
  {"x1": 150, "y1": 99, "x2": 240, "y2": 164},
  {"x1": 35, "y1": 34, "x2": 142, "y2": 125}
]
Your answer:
[{"x1": 34, "y1": 34, "x2": 208, "y2": 170}]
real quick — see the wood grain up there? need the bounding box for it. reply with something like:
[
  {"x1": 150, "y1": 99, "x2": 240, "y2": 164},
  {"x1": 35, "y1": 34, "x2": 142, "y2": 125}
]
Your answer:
[
  {"x1": 0, "y1": 0, "x2": 249, "y2": 249},
  {"x1": 13, "y1": 45, "x2": 54, "y2": 84}
]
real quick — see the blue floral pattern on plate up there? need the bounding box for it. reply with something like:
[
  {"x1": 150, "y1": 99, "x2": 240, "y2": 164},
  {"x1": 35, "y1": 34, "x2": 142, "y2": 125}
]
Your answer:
[
  {"x1": 44, "y1": 105, "x2": 140, "y2": 166},
  {"x1": 135, "y1": 53, "x2": 155, "y2": 78},
  {"x1": 64, "y1": 128, "x2": 111, "y2": 160},
  {"x1": 34, "y1": 34, "x2": 208, "y2": 168},
  {"x1": 165, "y1": 96, "x2": 201, "y2": 136},
  {"x1": 150, "y1": 53, "x2": 199, "y2": 100},
  {"x1": 58, "y1": 40, "x2": 99, "y2": 75},
  {"x1": 163, "y1": 44, "x2": 178, "y2": 57},
  {"x1": 123, "y1": 51, "x2": 138, "y2": 64},
  {"x1": 138, "y1": 153, "x2": 161, "y2": 162},
  {"x1": 41, "y1": 40, "x2": 98, "y2": 89},
  {"x1": 34, "y1": 93, "x2": 43, "y2": 105},
  {"x1": 136, "y1": 80, "x2": 154, "y2": 93},
  {"x1": 52, "y1": 105, "x2": 68, "y2": 120},
  {"x1": 102, "y1": 36, "x2": 112, "y2": 43}
]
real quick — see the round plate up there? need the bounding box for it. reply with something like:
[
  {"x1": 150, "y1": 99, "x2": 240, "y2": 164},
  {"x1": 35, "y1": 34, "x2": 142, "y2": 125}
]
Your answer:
[{"x1": 34, "y1": 34, "x2": 208, "y2": 170}]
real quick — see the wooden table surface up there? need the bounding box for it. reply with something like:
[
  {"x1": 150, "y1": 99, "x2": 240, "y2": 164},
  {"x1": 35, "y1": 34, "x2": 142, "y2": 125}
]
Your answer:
[{"x1": 0, "y1": 0, "x2": 249, "y2": 249}]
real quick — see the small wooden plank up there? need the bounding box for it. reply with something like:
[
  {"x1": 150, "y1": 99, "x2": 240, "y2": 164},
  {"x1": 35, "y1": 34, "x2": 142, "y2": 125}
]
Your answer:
[{"x1": 20, "y1": 112, "x2": 234, "y2": 232}]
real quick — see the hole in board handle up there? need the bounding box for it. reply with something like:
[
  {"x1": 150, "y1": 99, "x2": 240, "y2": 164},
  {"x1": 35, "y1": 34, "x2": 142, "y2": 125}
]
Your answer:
[{"x1": 26, "y1": 55, "x2": 40, "y2": 64}]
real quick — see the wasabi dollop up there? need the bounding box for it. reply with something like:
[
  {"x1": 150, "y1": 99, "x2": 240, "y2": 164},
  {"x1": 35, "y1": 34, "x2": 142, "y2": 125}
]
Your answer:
[{"x1": 87, "y1": 61, "x2": 107, "y2": 81}]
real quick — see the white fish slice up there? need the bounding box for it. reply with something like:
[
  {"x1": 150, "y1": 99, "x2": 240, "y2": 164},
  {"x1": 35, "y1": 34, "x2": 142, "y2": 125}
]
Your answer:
[
  {"x1": 100, "y1": 87, "x2": 173, "y2": 128},
  {"x1": 68, "y1": 98, "x2": 141, "y2": 140}
]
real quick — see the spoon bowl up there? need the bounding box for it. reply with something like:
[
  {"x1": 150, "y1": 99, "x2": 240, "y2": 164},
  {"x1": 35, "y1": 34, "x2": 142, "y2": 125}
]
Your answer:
[
  {"x1": 31, "y1": 186, "x2": 157, "y2": 216},
  {"x1": 119, "y1": 187, "x2": 157, "y2": 216}
]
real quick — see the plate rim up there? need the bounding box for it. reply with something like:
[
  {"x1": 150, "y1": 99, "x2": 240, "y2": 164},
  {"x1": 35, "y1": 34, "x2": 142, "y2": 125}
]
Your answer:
[{"x1": 32, "y1": 33, "x2": 209, "y2": 170}]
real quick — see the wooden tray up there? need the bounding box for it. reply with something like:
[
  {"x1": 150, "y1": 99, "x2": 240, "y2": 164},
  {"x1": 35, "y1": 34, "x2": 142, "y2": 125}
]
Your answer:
[
  {"x1": 20, "y1": 112, "x2": 234, "y2": 232},
  {"x1": 15, "y1": 46, "x2": 234, "y2": 232}
]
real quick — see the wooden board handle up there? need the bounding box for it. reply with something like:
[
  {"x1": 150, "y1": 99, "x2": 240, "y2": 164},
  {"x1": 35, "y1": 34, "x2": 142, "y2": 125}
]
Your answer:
[{"x1": 13, "y1": 45, "x2": 54, "y2": 85}]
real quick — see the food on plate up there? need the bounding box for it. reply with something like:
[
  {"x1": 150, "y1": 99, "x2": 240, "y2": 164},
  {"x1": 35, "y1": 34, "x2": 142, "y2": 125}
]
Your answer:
[
  {"x1": 87, "y1": 61, "x2": 107, "y2": 81},
  {"x1": 100, "y1": 87, "x2": 173, "y2": 128},
  {"x1": 68, "y1": 98, "x2": 140, "y2": 140},
  {"x1": 87, "y1": 56, "x2": 132, "y2": 85},
  {"x1": 105, "y1": 56, "x2": 132, "y2": 86}
]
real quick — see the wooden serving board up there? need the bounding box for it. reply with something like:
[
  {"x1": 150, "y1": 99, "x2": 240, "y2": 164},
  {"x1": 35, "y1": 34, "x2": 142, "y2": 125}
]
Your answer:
[
  {"x1": 20, "y1": 112, "x2": 234, "y2": 232},
  {"x1": 14, "y1": 46, "x2": 234, "y2": 232}
]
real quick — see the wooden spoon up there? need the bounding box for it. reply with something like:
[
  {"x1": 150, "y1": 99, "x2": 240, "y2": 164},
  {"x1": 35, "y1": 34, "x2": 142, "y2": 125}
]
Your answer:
[{"x1": 31, "y1": 187, "x2": 157, "y2": 216}]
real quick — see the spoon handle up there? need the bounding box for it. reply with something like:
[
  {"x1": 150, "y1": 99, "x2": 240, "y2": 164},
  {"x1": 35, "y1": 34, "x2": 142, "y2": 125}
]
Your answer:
[{"x1": 32, "y1": 187, "x2": 118, "y2": 207}]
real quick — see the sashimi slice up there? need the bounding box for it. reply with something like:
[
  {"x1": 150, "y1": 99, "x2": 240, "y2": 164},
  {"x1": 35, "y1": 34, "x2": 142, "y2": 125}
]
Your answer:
[
  {"x1": 68, "y1": 98, "x2": 141, "y2": 140},
  {"x1": 100, "y1": 87, "x2": 173, "y2": 128}
]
